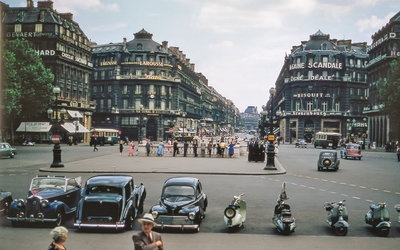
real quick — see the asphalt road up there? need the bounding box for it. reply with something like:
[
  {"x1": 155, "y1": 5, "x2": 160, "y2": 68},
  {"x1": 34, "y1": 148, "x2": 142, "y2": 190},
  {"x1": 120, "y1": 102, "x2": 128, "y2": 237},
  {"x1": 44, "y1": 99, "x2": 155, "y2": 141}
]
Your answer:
[{"x1": 1, "y1": 144, "x2": 399, "y2": 249}]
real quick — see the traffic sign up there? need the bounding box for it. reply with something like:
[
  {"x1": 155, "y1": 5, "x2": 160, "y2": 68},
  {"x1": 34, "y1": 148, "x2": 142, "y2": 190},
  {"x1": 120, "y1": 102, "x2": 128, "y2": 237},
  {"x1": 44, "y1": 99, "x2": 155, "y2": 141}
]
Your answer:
[{"x1": 51, "y1": 134, "x2": 61, "y2": 144}]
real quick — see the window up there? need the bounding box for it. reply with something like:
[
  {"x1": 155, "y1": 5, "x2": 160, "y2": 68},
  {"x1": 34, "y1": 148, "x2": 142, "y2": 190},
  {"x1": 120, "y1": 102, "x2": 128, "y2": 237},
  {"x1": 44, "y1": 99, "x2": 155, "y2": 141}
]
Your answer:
[
  {"x1": 349, "y1": 58, "x2": 354, "y2": 65},
  {"x1": 136, "y1": 56, "x2": 142, "y2": 62},
  {"x1": 296, "y1": 101, "x2": 300, "y2": 111},
  {"x1": 307, "y1": 101, "x2": 313, "y2": 111},
  {"x1": 296, "y1": 57, "x2": 301, "y2": 64},
  {"x1": 149, "y1": 70, "x2": 154, "y2": 76},
  {"x1": 322, "y1": 56, "x2": 328, "y2": 63},
  {"x1": 322, "y1": 101, "x2": 327, "y2": 111},
  {"x1": 335, "y1": 102, "x2": 340, "y2": 112},
  {"x1": 107, "y1": 99, "x2": 112, "y2": 109},
  {"x1": 321, "y1": 43, "x2": 327, "y2": 50},
  {"x1": 350, "y1": 88, "x2": 353, "y2": 95},
  {"x1": 122, "y1": 85, "x2": 128, "y2": 94},
  {"x1": 123, "y1": 99, "x2": 128, "y2": 109},
  {"x1": 14, "y1": 24, "x2": 22, "y2": 32},
  {"x1": 35, "y1": 24, "x2": 42, "y2": 32},
  {"x1": 308, "y1": 57, "x2": 313, "y2": 64},
  {"x1": 93, "y1": 86, "x2": 97, "y2": 93},
  {"x1": 308, "y1": 70, "x2": 313, "y2": 78},
  {"x1": 99, "y1": 85, "x2": 104, "y2": 93},
  {"x1": 136, "y1": 69, "x2": 142, "y2": 76},
  {"x1": 108, "y1": 85, "x2": 112, "y2": 93},
  {"x1": 101, "y1": 71, "x2": 105, "y2": 80},
  {"x1": 322, "y1": 71, "x2": 328, "y2": 77}
]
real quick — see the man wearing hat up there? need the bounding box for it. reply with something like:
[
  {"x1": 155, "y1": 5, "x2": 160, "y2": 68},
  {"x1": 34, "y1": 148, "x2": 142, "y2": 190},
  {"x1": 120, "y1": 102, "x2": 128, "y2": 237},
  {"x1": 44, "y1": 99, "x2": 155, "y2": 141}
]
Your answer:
[{"x1": 132, "y1": 213, "x2": 164, "y2": 250}]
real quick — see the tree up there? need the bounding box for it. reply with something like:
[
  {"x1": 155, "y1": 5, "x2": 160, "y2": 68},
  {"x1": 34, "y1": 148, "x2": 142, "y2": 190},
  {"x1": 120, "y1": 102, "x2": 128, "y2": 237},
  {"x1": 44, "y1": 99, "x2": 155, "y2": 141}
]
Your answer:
[
  {"x1": 1, "y1": 38, "x2": 54, "y2": 142},
  {"x1": 377, "y1": 57, "x2": 400, "y2": 137}
]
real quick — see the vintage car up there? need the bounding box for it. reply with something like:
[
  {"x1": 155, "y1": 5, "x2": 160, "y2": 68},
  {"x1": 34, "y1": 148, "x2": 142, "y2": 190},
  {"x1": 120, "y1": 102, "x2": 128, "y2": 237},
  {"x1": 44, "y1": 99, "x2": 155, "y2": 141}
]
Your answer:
[
  {"x1": 150, "y1": 177, "x2": 208, "y2": 232},
  {"x1": 317, "y1": 150, "x2": 340, "y2": 171},
  {"x1": 295, "y1": 140, "x2": 307, "y2": 148},
  {"x1": 8, "y1": 175, "x2": 81, "y2": 226},
  {"x1": 340, "y1": 143, "x2": 362, "y2": 160},
  {"x1": 0, "y1": 142, "x2": 17, "y2": 158},
  {"x1": 0, "y1": 189, "x2": 13, "y2": 215},
  {"x1": 74, "y1": 175, "x2": 146, "y2": 230}
]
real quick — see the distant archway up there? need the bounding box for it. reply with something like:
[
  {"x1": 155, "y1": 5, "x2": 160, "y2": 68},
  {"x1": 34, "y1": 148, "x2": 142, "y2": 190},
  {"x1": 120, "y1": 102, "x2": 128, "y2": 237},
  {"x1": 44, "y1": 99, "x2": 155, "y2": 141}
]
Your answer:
[{"x1": 146, "y1": 118, "x2": 157, "y2": 141}]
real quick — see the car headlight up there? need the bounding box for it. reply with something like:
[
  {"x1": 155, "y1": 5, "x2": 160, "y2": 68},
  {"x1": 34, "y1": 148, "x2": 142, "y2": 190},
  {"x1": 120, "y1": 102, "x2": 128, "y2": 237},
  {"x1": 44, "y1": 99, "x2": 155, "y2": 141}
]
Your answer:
[
  {"x1": 224, "y1": 207, "x2": 236, "y2": 219},
  {"x1": 17, "y1": 199, "x2": 25, "y2": 207},
  {"x1": 41, "y1": 200, "x2": 49, "y2": 208},
  {"x1": 151, "y1": 211, "x2": 159, "y2": 219},
  {"x1": 188, "y1": 212, "x2": 196, "y2": 221}
]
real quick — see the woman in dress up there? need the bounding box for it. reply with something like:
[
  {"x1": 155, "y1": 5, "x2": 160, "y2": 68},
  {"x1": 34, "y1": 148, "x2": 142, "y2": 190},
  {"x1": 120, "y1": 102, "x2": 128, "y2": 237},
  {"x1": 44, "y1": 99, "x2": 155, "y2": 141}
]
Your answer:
[
  {"x1": 157, "y1": 140, "x2": 164, "y2": 156},
  {"x1": 48, "y1": 226, "x2": 68, "y2": 250},
  {"x1": 228, "y1": 141, "x2": 235, "y2": 158},
  {"x1": 128, "y1": 141, "x2": 134, "y2": 156}
]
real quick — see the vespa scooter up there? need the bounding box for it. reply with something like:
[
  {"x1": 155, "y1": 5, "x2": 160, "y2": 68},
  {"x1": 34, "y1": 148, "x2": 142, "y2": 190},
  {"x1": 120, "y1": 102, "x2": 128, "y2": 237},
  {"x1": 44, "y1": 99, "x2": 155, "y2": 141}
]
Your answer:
[
  {"x1": 395, "y1": 204, "x2": 400, "y2": 224},
  {"x1": 273, "y1": 182, "x2": 296, "y2": 235},
  {"x1": 365, "y1": 202, "x2": 391, "y2": 236},
  {"x1": 323, "y1": 199, "x2": 349, "y2": 236},
  {"x1": 224, "y1": 193, "x2": 246, "y2": 231}
]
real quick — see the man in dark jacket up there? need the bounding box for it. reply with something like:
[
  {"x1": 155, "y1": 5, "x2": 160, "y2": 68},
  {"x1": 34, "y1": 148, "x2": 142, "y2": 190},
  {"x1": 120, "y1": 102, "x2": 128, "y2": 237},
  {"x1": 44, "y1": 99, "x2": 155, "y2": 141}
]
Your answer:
[
  {"x1": 132, "y1": 213, "x2": 164, "y2": 250},
  {"x1": 173, "y1": 139, "x2": 179, "y2": 156},
  {"x1": 183, "y1": 140, "x2": 189, "y2": 157}
]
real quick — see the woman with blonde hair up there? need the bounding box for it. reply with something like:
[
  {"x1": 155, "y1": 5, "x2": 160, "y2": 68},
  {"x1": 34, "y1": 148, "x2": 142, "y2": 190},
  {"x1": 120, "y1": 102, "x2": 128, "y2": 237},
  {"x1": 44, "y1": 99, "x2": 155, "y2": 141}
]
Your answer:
[{"x1": 48, "y1": 226, "x2": 68, "y2": 250}]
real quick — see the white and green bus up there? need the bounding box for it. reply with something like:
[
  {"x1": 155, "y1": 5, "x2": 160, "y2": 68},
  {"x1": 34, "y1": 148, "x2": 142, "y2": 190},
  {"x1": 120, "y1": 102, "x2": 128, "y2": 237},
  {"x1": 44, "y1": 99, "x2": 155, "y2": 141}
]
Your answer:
[{"x1": 314, "y1": 132, "x2": 341, "y2": 149}]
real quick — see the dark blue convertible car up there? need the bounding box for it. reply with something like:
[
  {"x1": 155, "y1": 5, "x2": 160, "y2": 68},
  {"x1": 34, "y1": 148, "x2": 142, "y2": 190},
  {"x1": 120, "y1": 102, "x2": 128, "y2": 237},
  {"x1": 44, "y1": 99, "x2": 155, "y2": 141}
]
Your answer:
[{"x1": 8, "y1": 175, "x2": 81, "y2": 226}]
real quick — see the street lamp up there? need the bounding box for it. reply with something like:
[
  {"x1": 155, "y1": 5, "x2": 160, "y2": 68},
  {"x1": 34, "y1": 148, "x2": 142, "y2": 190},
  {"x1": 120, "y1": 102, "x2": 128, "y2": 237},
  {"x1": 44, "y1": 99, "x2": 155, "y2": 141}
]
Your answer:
[
  {"x1": 73, "y1": 113, "x2": 78, "y2": 145},
  {"x1": 362, "y1": 117, "x2": 367, "y2": 149},
  {"x1": 182, "y1": 113, "x2": 186, "y2": 141},
  {"x1": 262, "y1": 87, "x2": 282, "y2": 170},
  {"x1": 47, "y1": 86, "x2": 66, "y2": 168}
]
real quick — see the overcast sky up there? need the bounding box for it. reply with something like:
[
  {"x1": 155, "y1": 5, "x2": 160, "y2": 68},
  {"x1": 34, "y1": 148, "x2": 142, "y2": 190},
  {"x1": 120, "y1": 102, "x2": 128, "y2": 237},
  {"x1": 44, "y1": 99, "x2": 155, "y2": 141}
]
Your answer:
[{"x1": 6, "y1": 0, "x2": 400, "y2": 112}]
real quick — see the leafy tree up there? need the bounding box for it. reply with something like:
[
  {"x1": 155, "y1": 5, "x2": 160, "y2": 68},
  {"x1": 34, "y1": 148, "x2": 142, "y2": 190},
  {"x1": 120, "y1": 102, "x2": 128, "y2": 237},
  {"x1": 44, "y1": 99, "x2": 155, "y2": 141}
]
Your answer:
[
  {"x1": 1, "y1": 38, "x2": 54, "y2": 142},
  {"x1": 377, "y1": 57, "x2": 400, "y2": 136}
]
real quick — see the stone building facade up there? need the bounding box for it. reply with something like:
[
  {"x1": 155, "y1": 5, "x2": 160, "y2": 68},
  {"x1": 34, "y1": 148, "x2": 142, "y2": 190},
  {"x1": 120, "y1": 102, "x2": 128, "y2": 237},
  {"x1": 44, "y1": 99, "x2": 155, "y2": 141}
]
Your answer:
[
  {"x1": 273, "y1": 30, "x2": 369, "y2": 143},
  {"x1": 90, "y1": 29, "x2": 237, "y2": 141},
  {"x1": 1, "y1": 0, "x2": 94, "y2": 143},
  {"x1": 364, "y1": 11, "x2": 400, "y2": 147}
]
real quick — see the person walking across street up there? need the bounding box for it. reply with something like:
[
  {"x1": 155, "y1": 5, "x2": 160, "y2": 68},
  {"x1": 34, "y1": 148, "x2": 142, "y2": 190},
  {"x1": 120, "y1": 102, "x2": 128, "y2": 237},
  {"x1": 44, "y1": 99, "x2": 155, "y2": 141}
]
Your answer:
[
  {"x1": 228, "y1": 141, "x2": 235, "y2": 158},
  {"x1": 396, "y1": 145, "x2": 400, "y2": 161},
  {"x1": 132, "y1": 213, "x2": 164, "y2": 250},
  {"x1": 200, "y1": 139, "x2": 206, "y2": 157},
  {"x1": 207, "y1": 140, "x2": 213, "y2": 157},
  {"x1": 146, "y1": 139, "x2": 151, "y2": 156},
  {"x1": 183, "y1": 140, "x2": 189, "y2": 157},
  {"x1": 157, "y1": 140, "x2": 164, "y2": 156},
  {"x1": 119, "y1": 140, "x2": 124, "y2": 156},
  {"x1": 128, "y1": 140, "x2": 134, "y2": 156},
  {"x1": 173, "y1": 139, "x2": 179, "y2": 156},
  {"x1": 193, "y1": 139, "x2": 198, "y2": 157},
  {"x1": 220, "y1": 140, "x2": 226, "y2": 158},
  {"x1": 93, "y1": 137, "x2": 98, "y2": 152}
]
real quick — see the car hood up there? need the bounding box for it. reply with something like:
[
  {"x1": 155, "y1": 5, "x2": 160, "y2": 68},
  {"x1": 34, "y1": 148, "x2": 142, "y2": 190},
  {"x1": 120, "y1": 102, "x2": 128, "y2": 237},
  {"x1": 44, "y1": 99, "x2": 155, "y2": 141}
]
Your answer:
[
  {"x1": 161, "y1": 198, "x2": 196, "y2": 211},
  {"x1": 84, "y1": 194, "x2": 122, "y2": 203}
]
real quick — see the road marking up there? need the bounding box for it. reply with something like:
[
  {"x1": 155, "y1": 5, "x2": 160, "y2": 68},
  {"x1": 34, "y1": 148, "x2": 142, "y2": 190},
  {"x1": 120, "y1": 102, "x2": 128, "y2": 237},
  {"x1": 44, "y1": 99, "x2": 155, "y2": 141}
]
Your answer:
[
  {"x1": 319, "y1": 189, "x2": 326, "y2": 192},
  {"x1": 366, "y1": 199, "x2": 374, "y2": 202},
  {"x1": 383, "y1": 190, "x2": 391, "y2": 193},
  {"x1": 371, "y1": 188, "x2": 379, "y2": 191},
  {"x1": 9, "y1": 174, "x2": 16, "y2": 176},
  {"x1": 309, "y1": 187, "x2": 315, "y2": 189},
  {"x1": 360, "y1": 186, "x2": 366, "y2": 189},
  {"x1": 305, "y1": 176, "x2": 311, "y2": 179},
  {"x1": 313, "y1": 178, "x2": 319, "y2": 180},
  {"x1": 349, "y1": 184, "x2": 356, "y2": 187},
  {"x1": 322, "y1": 179, "x2": 328, "y2": 182},
  {"x1": 341, "y1": 194, "x2": 348, "y2": 197},
  {"x1": 396, "y1": 192, "x2": 400, "y2": 195},
  {"x1": 291, "y1": 183, "x2": 297, "y2": 185},
  {"x1": 331, "y1": 181, "x2": 336, "y2": 183},
  {"x1": 300, "y1": 185, "x2": 306, "y2": 187},
  {"x1": 340, "y1": 182, "x2": 346, "y2": 185},
  {"x1": 353, "y1": 196, "x2": 360, "y2": 200},
  {"x1": 21, "y1": 173, "x2": 28, "y2": 175},
  {"x1": 330, "y1": 191, "x2": 336, "y2": 194}
]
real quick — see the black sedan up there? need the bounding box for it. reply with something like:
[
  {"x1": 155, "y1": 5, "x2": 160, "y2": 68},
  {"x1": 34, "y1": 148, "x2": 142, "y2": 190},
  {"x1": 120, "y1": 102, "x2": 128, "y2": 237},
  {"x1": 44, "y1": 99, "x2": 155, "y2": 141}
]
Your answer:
[
  {"x1": 74, "y1": 175, "x2": 146, "y2": 230},
  {"x1": 150, "y1": 176, "x2": 208, "y2": 232},
  {"x1": 0, "y1": 189, "x2": 12, "y2": 215},
  {"x1": 317, "y1": 150, "x2": 340, "y2": 171},
  {"x1": 8, "y1": 175, "x2": 82, "y2": 226}
]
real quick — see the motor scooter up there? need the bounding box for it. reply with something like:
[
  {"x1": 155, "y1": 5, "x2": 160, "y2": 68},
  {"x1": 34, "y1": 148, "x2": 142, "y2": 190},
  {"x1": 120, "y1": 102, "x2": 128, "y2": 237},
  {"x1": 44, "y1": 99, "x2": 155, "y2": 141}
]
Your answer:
[
  {"x1": 224, "y1": 193, "x2": 246, "y2": 230},
  {"x1": 395, "y1": 204, "x2": 400, "y2": 224},
  {"x1": 365, "y1": 202, "x2": 391, "y2": 236},
  {"x1": 272, "y1": 182, "x2": 296, "y2": 235},
  {"x1": 323, "y1": 199, "x2": 349, "y2": 236}
]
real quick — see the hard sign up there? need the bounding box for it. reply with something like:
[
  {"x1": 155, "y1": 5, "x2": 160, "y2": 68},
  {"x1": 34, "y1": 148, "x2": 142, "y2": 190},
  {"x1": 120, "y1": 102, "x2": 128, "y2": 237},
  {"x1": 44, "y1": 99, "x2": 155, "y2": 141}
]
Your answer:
[
  {"x1": 51, "y1": 134, "x2": 61, "y2": 144},
  {"x1": 267, "y1": 134, "x2": 275, "y2": 141}
]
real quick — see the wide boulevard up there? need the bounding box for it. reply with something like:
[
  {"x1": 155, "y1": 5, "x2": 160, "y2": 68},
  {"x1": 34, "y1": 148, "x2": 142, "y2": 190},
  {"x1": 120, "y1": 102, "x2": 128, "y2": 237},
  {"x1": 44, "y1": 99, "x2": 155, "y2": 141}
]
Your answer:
[{"x1": 0, "y1": 143, "x2": 399, "y2": 249}]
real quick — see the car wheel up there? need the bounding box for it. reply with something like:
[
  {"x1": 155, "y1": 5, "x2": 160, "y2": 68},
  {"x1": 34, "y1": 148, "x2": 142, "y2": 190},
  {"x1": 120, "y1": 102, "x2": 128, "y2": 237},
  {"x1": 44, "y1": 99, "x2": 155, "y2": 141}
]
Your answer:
[
  {"x1": 345, "y1": 155, "x2": 347, "y2": 159},
  {"x1": 334, "y1": 226, "x2": 348, "y2": 236},
  {"x1": 10, "y1": 152, "x2": 15, "y2": 158},
  {"x1": 125, "y1": 210, "x2": 133, "y2": 230},
  {"x1": 55, "y1": 208, "x2": 64, "y2": 226},
  {"x1": 359, "y1": 157, "x2": 361, "y2": 160}
]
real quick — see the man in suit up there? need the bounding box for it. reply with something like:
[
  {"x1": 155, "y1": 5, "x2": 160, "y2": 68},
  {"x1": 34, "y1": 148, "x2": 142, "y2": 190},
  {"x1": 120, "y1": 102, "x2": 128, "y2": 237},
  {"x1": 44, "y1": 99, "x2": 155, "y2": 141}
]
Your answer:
[{"x1": 132, "y1": 213, "x2": 164, "y2": 250}]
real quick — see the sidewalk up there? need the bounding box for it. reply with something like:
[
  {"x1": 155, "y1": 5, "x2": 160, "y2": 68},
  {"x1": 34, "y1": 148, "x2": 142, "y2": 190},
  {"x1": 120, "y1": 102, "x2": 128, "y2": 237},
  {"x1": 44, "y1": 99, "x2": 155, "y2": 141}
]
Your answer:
[{"x1": 39, "y1": 152, "x2": 286, "y2": 175}]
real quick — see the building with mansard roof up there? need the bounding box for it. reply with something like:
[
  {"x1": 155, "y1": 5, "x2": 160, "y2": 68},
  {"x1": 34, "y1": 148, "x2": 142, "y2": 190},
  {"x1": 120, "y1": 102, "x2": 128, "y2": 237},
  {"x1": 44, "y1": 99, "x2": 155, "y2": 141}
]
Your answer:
[
  {"x1": 1, "y1": 0, "x2": 93, "y2": 143},
  {"x1": 272, "y1": 30, "x2": 369, "y2": 144},
  {"x1": 90, "y1": 29, "x2": 237, "y2": 141},
  {"x1": 364, "y1": 11, "x2": 400, "y2": 147}
]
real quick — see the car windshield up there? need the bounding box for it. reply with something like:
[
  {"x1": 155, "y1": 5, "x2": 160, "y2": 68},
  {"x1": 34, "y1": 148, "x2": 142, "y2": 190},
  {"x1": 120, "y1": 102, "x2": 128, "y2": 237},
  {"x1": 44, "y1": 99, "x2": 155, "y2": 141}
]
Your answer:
[
  {"x1": 321, "y1": 152, "x2": 334, "y2": 157},
  {"x1": 87, "y1": 185, "x2": 122, "y2": 195},
  {"x1": 31, "y1": 178, "x2": 66, "y2": 190},
  {"x1": 162, "y1": 185, "x2": 195, "y2": 201}
]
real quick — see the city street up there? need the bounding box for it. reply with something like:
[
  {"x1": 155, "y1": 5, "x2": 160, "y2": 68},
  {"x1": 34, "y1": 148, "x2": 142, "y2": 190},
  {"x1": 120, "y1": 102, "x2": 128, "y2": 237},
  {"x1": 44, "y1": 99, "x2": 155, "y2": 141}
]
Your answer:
[{"x1": 0, "y1": 144, "x2": 399, "y2": 249}]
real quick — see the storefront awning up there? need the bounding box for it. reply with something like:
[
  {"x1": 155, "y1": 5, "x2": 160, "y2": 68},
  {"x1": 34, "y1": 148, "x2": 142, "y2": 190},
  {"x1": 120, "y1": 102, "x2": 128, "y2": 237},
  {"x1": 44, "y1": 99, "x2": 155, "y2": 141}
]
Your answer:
[
  {"x1": 67, "y1": 110, "x2": 83, "y2": 118},
  {"x1": 61, "y1": 122, "x2": 90, "y2": 133},
  {"x1": 16, "y1": 122, "x2": 51, "y2": 132}
]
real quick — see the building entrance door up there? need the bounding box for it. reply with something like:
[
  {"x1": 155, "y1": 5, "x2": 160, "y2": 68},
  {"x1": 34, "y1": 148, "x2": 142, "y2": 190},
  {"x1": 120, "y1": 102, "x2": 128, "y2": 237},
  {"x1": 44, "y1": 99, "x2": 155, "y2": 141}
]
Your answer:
[{"x1": 146, "y1": 118, "x2": 158, "y2": 141}]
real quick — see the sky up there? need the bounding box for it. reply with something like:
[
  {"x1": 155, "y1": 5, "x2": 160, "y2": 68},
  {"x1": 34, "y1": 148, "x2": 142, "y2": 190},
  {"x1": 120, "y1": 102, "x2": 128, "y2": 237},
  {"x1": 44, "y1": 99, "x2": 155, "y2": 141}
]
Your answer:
[{"x1": 5, "y1": 0, "x2": 400, "y2": 112}]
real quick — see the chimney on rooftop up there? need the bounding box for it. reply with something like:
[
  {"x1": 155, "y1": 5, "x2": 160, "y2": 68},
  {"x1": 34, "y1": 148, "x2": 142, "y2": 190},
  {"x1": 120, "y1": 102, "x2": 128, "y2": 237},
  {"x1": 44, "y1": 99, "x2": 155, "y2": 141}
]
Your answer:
[
  {"x1": 27, "y1": 0, "x2": 34, "y2": 8},
  {"x1": 60, "y1": 13, "x2": 73, "y2": 21},
  {"x1": 162, "y1": 41, "x2": 168, "y2": 49},
  {"x1": 37, "y1": 0, "x2": 53, "y2": 10}
]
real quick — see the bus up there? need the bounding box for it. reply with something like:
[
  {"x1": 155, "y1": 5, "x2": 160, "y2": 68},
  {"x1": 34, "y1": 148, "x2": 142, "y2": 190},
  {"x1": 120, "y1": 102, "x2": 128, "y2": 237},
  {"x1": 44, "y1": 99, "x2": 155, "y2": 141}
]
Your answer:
[
  {"x1": 314, "y1": 132, "x2": 341, "y2": 149},
  {"x1": 90, "y1": 128, "x2": 120, "y2": 146}
]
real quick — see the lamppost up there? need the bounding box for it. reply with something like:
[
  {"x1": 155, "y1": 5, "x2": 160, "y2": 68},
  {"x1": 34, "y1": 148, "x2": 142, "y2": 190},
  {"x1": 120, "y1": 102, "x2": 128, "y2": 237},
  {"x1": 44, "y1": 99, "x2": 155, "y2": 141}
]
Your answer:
[
  {"x1": 346, "y1": 118, "x2": 356, "y2": 143},
  {"x1": 261, "y1": 87, "x2": 282, "y2": 170},
  {"x1": 73, "y1": 113, "x2": 78, "y2": 145},
  {"x1": 47, "y1": 87, "x2": 66, "y2": 168},
  {"x1": 181, "y1": 113, "x2": 186, "y2": 141},
  {"x1": 362, "y1": 117, "x2": 367, "y2": 149}
]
